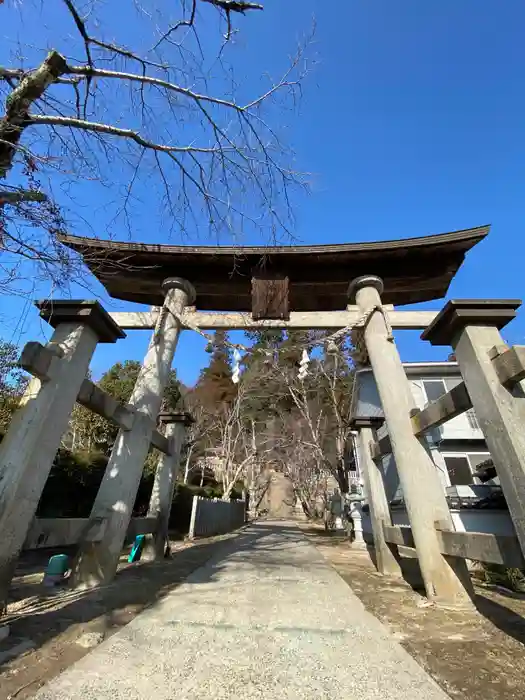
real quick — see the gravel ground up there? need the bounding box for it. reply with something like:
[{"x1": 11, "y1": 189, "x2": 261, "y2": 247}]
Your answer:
[
  {"x1": 303, "y1": 524, "x2": 525, "y2": 700},
  {"x1": 31, "y1": 521, "x2": 450, "y2": 700}
]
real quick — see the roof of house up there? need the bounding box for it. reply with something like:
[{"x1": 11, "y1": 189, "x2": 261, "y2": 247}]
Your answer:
[{"x1": 402, "y1": 361, "x2": 462, "y2": 376}]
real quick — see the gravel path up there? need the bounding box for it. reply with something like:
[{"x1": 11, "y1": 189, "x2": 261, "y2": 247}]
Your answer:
[{"x1": 34, "y1": 521, "x2": 450, "y2": 699}]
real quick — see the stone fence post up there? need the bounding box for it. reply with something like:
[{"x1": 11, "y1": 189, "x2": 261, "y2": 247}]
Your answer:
[
  {"x1": 143, "y1": 411, "x2": 194, "y2": 561},
  {"x1": 0, "y1": 301, "x2": 124, "y2": 611},
  {"x1": 422, "y1": 299, "x2": 525, "y2": 558}
]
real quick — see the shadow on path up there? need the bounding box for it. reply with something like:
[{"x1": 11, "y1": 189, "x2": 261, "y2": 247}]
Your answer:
[{"x1": 1, "y1": 522, "x2": 302, "y2": 672}]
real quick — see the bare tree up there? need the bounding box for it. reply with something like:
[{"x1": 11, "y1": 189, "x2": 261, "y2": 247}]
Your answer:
[
  {"x1": 316, "y1": 345, "x2": 355, "y2": 491},
  {"x1": 206, "y1": 382, "x2": 258, "y2": 500},
  {"x1": 243, "y1": 418, "x2": 272, "y2": 512},
  {"x1": 1, "y1": 0, "x2": 311, "y2": 294},
  {"x1": 268, "y1": 413, "x2": 327, "y2": 518},
  {"x1": 273, "y1": 350, "x2": 354, "y2": 495},
  {"x1": 180, "y1": 403, "x2": 208, "y2": 484}
]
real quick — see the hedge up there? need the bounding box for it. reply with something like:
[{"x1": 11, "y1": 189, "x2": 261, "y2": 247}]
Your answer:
[{"x1": 0, "y1": 431, "x2": 241, "y2": 534}]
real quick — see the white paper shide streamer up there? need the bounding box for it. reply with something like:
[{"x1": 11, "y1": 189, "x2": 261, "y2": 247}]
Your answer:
[
  {"x1": 297, "y1": 349, "x2": 310, "y2": 380},
  {"x1": 232, "y1": 349, "x2": 242, "y2": 384}
]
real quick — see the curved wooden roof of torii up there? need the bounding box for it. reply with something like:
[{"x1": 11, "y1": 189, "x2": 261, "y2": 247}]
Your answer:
[{"x1": 59, "y1": 225, "x2": 489, "y2": 311}]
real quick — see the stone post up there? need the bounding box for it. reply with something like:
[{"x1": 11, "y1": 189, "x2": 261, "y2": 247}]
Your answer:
[
  {"x1": 142, "y1": 411, "x2": 193, "y2": 562},
  {"x1": 349, "y1": 499, "x2": 366, "y2": 548},
  {"x1": 0, "y1": 301, "x2": 123, "y2": 610},
  {"x1": 353, "y1": 420, "x2": 402, "y2": 576},
  {"x1": 349, "y1": 276, "x2": 473, "y2": 605},
  {"x1": 72, "y1": 278, "x2": 195, "y2": 587},
  {"x1": 422, "y1": 299, "x2": 525, "y2": 557}
]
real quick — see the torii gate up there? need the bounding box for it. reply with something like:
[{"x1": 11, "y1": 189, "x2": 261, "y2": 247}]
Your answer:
[{"x1": 1, "y1": 224, "x2": 525, "y2": 610}]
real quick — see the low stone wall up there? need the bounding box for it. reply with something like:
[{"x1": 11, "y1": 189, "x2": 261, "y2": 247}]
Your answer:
[
  {"x1": 22, "y1": 516, "x2": 158, "y2": 550},
  {"x1": 188, "y1": 496, "x2": 246, "y2": 538},
  {"x1": 23, "y1": 517, "x2": 107, "y2": 550}
]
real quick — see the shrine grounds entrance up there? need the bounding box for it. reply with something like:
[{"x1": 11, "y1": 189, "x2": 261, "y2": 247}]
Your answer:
[{"x1": 2, "y1": 224, "x2": 525, "y2": 615}]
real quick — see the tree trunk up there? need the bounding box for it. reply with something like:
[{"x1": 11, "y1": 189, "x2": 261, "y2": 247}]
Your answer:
[
  {"x1": 183, "y1": 444, "x2": 194, "y2": 484},
  {"x1": 0, "y1": 51, "x2": 67, "y2": 178}
]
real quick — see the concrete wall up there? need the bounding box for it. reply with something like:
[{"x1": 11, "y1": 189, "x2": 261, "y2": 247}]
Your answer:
[
  {"x1": 189, "y1": 496, "x2": 246, "y2": 538},
  {"x1": 23, "y1": 518, "x2": 107, "y2": 550},
  {"x1": 22, "y1": 516, "x2": 158, "y2": 550}
]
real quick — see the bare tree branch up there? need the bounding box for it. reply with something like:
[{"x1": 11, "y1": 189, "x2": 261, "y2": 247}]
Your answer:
[
  {"x1": 201, "y1": 0, "x2": 263, "y2": 12},
  {"x1": 0, "y1": 0, "x2": 311, "y2": 297},
  {"x1": 0, "y1": 51, "x2": 67, "y2": 178},
  {"x1": 28, "y1": 113, "x2": 230, "y2": 154}
]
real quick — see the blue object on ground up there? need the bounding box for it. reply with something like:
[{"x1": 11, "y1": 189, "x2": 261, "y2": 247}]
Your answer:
[
  {"x1": 128, "y1": 535, "x2": 145, "y2": 563},
  {"x1": 45, "y1": 554, "x2": 69, "y2": 575},
  {"x1": 43, "y1": 553, "x2": 70, "y2": 587}
]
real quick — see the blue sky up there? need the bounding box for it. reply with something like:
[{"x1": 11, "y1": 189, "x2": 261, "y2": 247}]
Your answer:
[{"x1": 1, "y1": 0, "x2": 525, "y2": 385}]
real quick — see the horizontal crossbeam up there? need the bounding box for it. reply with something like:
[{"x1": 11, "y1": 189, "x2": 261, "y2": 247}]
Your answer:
[
  {"x1": 382, "y1": 524, "x2": 525, "y2": 568},
  {"x1": 410, "y1": 382, "x2": 472, "y2": 436},
  {"x1": 19, "y1": 341, "x2": 63, "y2": 381},
  {"x1": 370, "y1": 382, "x2": 472, "y2": 455},
  {"x1": 109, "y1": 307, "x2": 439, "y2": 331},
  {"x1": 20, "y1": 342, "x2": 172, "y2": 456},
  {"x1": 77, "y1": 379, "x2": 134, "y2": 431},
  {"x1": 77, "y1": 378, "x2": 171, "y2": 455},
  {"x1": 436, "y1": 529, "x2": 525, "y2": 569},
  {"x1": 491, "y1": 345, "x2": 525, "y2": 388},
  {"x1": 369, "y1": 434, "x2": 392, "y2": 461},
  {"x1": 382, "y1": 524, "x2": 415, "y2": 548}
]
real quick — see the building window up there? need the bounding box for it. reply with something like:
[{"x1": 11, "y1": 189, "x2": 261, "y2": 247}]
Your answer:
[
  {"x1": 442, "y1": 452, "x2": 491, "y2": 486},
  {"x1": 422, "y1": 377, "x2": 462, "y2": 404},
  {"x1": 443, "y1": 455, "x2": 473, "y2": 485},
  {"x1": 422, "y1": 377, "x2": 480, "y2": 431},
  {"x1": 422, "y1": 379, "x2": 447, "y2": 403},
  {"x1": 465, "y1": 409, "x2": 479, "y2": 430}
]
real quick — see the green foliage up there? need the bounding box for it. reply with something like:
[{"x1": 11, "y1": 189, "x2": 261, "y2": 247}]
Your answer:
[
  {"x1": 477, "y1": 562, "x2": 525, "y2": 593},
  {"x1": 68, "y1": 359, "x2": 183, "y2": 454},
  {"x1": 37, "y1": 449, "x2": 108, "y2": 517},
  {"x1": 194, "y1": 331, "x2": 235, "y2": 405},
  {"x1": 0, "y1": 339, "x2": 28, "y2": 433},
  {"x1": 98, "y1": 360, "x2": 143, "y2": 403},
  {"x1": 244, "y1": 329, "x2": 284, "y2": 348},
  {"x1": 36, "y1": 449, "x2": 232, "y2": 536}
]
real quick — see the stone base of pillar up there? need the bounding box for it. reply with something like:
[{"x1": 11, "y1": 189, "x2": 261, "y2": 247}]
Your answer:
[{"x1": 141, "y1": 531, "x2": 166, "y2": 563}]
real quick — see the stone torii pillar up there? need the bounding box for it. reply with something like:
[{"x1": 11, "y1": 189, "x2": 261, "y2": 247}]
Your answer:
[
  {"x1": 352, "y1": 419, "x2": 402, "y2": 577},
  {"x1": 142, "y1": 411, "x2": 194, "y2": 561},
  {"x1": 0, "y1": 301, "x2": 124, "y2": 610},
  {"x1": 422, "y1": 299, "x2": 525, "y2": 557},
  {"x1": 349, "y1": 276, "x2": 473, "y2": 605},
  {"x1": 72, "y1": 278, "x2": 195, "y2": 587}
]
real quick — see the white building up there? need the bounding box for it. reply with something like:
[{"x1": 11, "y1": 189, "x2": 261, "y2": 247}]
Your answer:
[
  {"x1": 351, "y1": 361, "x2": 514, "y2": 538},
  {"x1": 381, "y1": 362, "x2": 491, "y2": 501}
]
